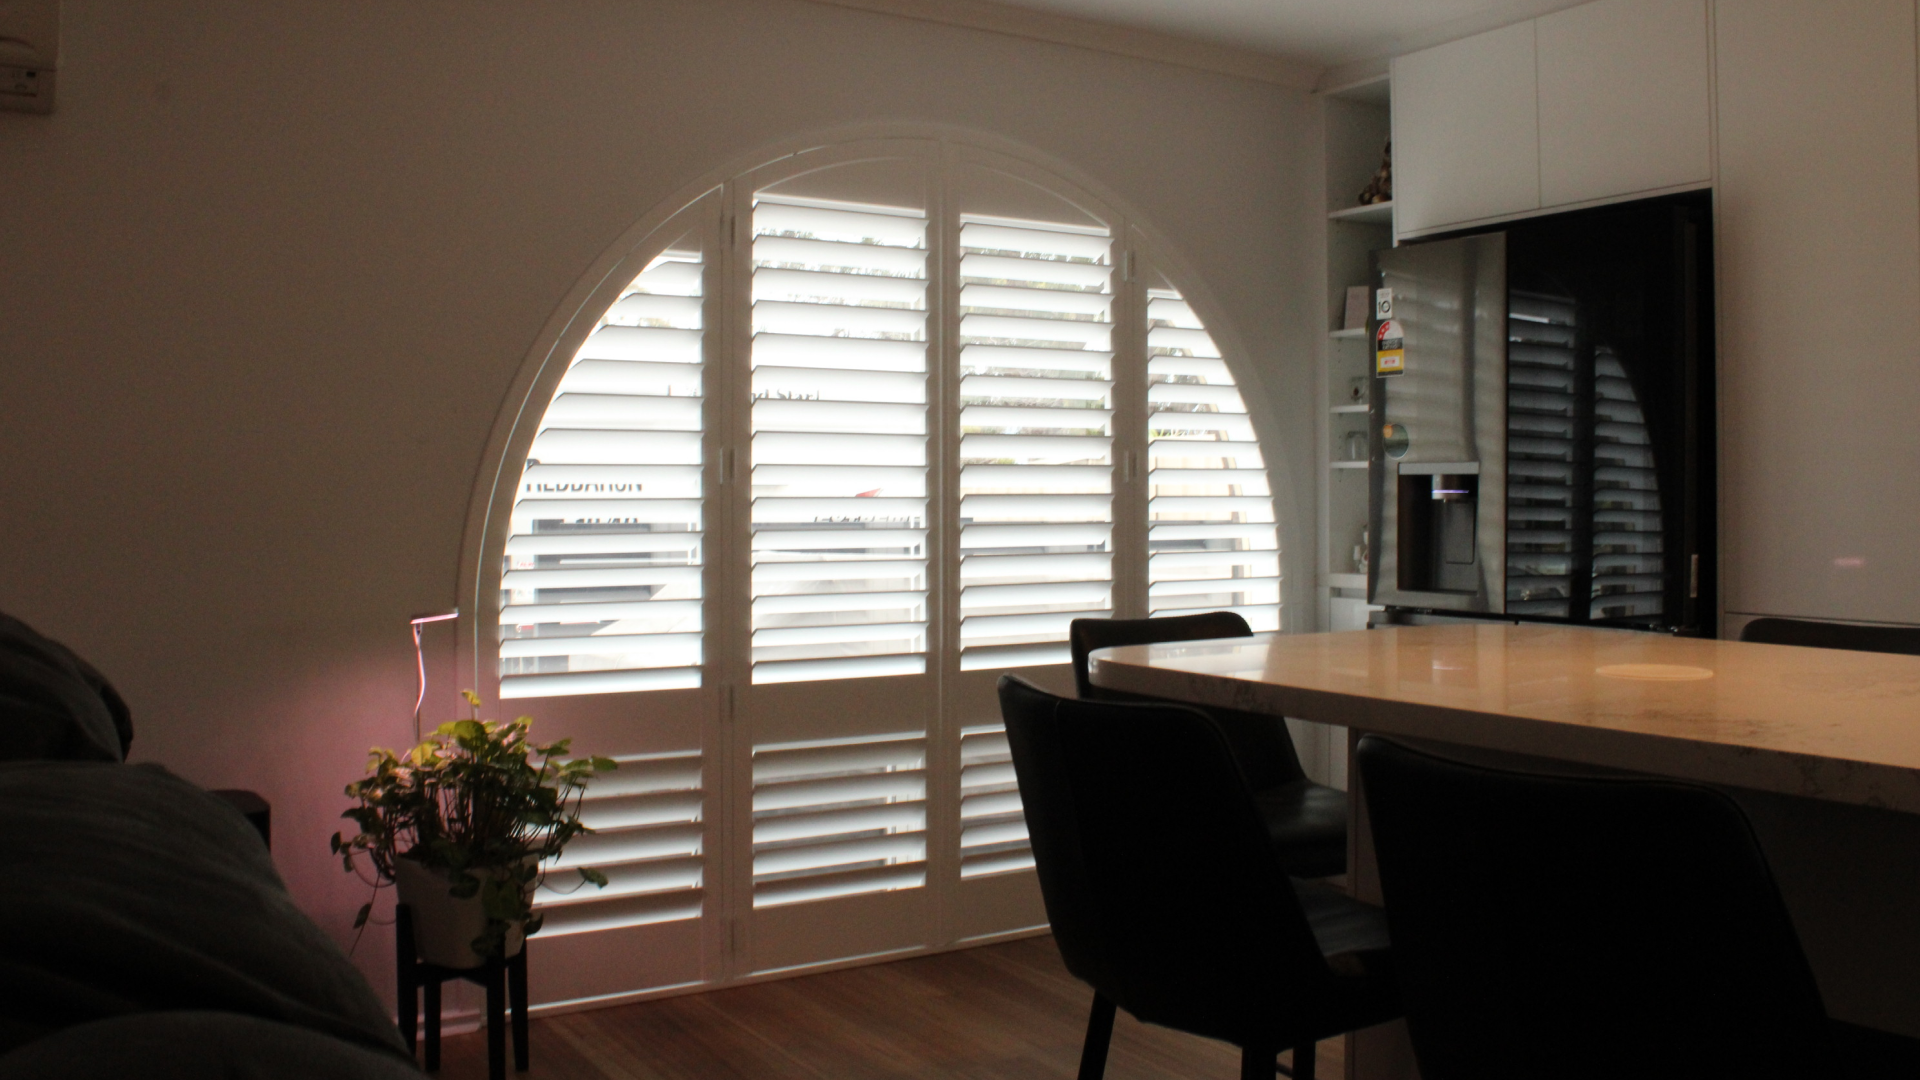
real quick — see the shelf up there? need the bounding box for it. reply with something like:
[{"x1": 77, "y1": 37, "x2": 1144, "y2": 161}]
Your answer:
[
  {"x1": 1328, "y1": 201, "x2": 1393, "y2": 226},
  {"x1": 1327, "y1": 572, "x2": 1369, "y2": 590},
  {"x1": 1329, "y1": 327, "x2": 1367, "y2": 340},
  {"x1": 1331, "y1": 404, "x2": 1368, "y2": 414},
  {"x1": 1330, "y1": 460, "x2": 1370, "y2": 470}
]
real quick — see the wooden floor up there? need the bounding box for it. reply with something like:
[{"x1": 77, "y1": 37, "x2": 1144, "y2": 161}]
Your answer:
[{"x1": 435, "y1": 934, "x2": 1345, "y2": 1080}]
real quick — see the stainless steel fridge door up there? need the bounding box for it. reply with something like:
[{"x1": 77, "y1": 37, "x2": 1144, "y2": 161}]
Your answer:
[{"x1": 1369, "y1": 233, "x2": 1508, "y2": 612}]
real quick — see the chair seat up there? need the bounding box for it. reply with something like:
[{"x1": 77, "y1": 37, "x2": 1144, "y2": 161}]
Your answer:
[
  {"x1": 1256, "y1": 780, "x2": 1349, "y2": 879},
  {"x1": 1289, "y1": 879, "x2": 1399, "y2": 1044}
]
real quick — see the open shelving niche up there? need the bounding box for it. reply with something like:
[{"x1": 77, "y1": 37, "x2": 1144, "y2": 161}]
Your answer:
[{"x1": 1307, "y1": 72, "x2": 1394, "y2": 790}]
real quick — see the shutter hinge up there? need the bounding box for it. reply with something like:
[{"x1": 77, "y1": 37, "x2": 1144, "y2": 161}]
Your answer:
[
  {"x1": 728, "y1": 213, "x2": 737, "y2": 246},
  {"x1": 1122, "y1": 250, "x2": 1136, "y2": 283},
  {"x1": 728, "y1": 916, "x2": 742, "y2": 957},
  {"x1": 719, "y1": 447, "x2": 735, "y2": 484}
]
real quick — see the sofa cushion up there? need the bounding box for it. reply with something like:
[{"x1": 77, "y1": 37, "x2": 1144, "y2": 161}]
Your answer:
[
  {"x1": 0, "y1": 612, "x2": 131, "y2": 762},
  {"x1": 0, "y1": 761, "x2": 405, "y2": 1062}
]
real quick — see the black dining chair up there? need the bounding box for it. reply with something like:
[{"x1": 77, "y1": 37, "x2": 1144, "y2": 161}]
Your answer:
[
  {"x1": 1354, "y1": 734, "x2": 1920, "y2": 1080},
  {"x1": 998, "y1": 674, "x2": 1398, "y2": 1080},
  {"x1": 1740, "y1": 616, "x2": 1920, "y2": 656},
  {"x1": 1069, "y1": 613, "x2": 1347, "y2": 879}
]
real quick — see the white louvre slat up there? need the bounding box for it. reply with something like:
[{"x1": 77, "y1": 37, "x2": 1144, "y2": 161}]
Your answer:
[
  {"x1": 577, "y1": 326, "x2": 704, "y2": 363},
  {"x1": 959, "y1": 374, "x2": 1111, "y2": 401},
  {"x1": 959, "y1": 313, "x2": 1112, "y2": 350},
  {"x1": 1146, "y1": 326, "x2": 1221, "y2": 357},
  {"x1": 961, "y1": 343, "x2": 1113, "y2": 374},
  {"x1": 960, "y1": 283, "x2": 1114, "y2": 319},
  {"x1": 752, "y1": 399, "x2": 927, "y2": 434},
  {"x1": 750, "y1": 195, "x2": 930, "y2": 686},
  {"x1": 753, "y1": 334, "x2": 926, "y2": 371},
  {"x1": 505, "y1": 531, "x2": 702, "y2": 556},
  {"x1": 961, "y1": 494, "x2": 1112, "y2": 521},
  {"x1": 540, "y1": 394, "x2": 703, "y2": 430},
  {"x1": 754, "y1": 366, "x2": 926, "y2": 404},
  {"x1": 960, "y1": 523, "x2": 1113, "y2": 549},
  {"x1": 960, "y1": 253, "x2": 1111, "y2": 289},
  {"x1": 554, "y1": 359, "x2": 702, "y2": 397},
  {"x1": 520, "y1": 464, "x2": 702, "y2": 498},
  {"x1": 752, "y1": 430, "x2": 927, "y2": 464},
  {"x1": 753, "y1": 235, "x2": 928, "y2": 277}
]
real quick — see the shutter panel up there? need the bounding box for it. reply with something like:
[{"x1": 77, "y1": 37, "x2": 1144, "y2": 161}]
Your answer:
[
  {"x1": 957, "y1": 216, "x2": 1116, "y2": 670},
  {"x1": 749, "y1": 195, "x2": 930, "y2": 684},
  {"x1": 1590, "y1": 347, "x2": 1664, "y2": 620},
  {"x1": 1144, "y1": 286, "x2": 1280, "y2": 631},
  {"x1": 959, "y1": 723, "x2": 1031, "y2": 877},
  {"x1": 750, "y1": 733, "x2": 927, "y2": 907},
  {"x1": 500, "y1": 248, "x2": 706, "y2": 698},
  {"x1": 535, "y1": 751, "x2": 704, "y2": 934},
  {"x1": 1507, "y1": 291, "x2": 1579, "y2": 618}
]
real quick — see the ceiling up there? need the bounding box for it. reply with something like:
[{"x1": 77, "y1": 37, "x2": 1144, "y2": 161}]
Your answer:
[{"x1": 977, "y1": 0, "x2": 1592, "y2": 70}]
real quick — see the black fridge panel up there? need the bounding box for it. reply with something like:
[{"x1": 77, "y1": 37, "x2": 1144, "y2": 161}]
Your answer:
[{"x1": 1369, "y1": 190, "x2": 1715, "y2": 635}]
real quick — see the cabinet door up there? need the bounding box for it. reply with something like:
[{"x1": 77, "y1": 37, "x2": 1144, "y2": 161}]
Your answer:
[
  {"x1": 1716, "y1": 0, "x2": 1920, "y2": 626},
  {"x1": 1392, "y1": 21, "x2": 1540, "y2": 236},
  {"x1": 1537, "y1": 0, "x2": 1711, "y2": 207}
]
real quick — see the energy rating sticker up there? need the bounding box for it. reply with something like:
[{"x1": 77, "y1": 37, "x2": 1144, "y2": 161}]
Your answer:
[{"x1": 1374, "y1": 318, "x2": 1405, "y2": 376}]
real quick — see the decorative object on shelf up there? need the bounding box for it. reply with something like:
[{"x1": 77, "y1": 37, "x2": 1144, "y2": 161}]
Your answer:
[
  {"x1": 1347, "y1": 376, "x2": 1367, "y2": 403},
  {"x1": 332, "y1": 691, "x2": 616, "y2": 967},
  {"x1": 1343, "y1": 430, "x2": 1368, "y2": 461},
  {"x1": 1357, "y1": 139, "x2": 1392, "y2": 205},
  {"x1": 1343, "y1": 285, "x2": 1370, "y2": 330},
  {"x1": 1355, "y1": 525, "x2": 1371, "y2": 576}
]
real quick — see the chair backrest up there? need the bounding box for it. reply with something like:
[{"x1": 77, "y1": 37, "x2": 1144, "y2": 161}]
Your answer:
[
  {"x1": 1740, "y1": 616, "x2": 1920, "y2": 656},
  {"x1": 1068, "y1": 611, "x2": 1253, "y2": 698},
  {"x1": 1355, "y1": 735, "x2": 1834, "y2": 1080},
  {"x1": 997, "y1": 674, "x2": 1331, "y2": 1044},
  {"x1": 1068, "y1": 613, "x2": 1305, "y2": 789}
]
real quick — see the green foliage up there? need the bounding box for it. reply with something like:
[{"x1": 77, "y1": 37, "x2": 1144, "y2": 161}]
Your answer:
[{"x1": 332, "y1": 691, "x2": 617, "y2": 959}]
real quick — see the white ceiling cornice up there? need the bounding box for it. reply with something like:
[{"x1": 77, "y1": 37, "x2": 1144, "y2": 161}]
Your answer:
[{"x1": 802, "y1": 0, "x2": 1324, "y2": 88}]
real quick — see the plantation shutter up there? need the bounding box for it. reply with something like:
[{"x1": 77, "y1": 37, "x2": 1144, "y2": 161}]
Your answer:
[
  {"x1": 742, "y1": 186, "x2": 934, "y2": 919},
  {"x1": 500, "y1": 248, "x2": 706, "y2": 698},
  {"x1": 1143, "y1": 282, "x2": 1280, "y2": 631},
  {"x1": 956, "y1": 216, "x2": 1116, "y2": 670},
  {"x1": 748, "y1": 196, "x2": 931, "y2": 684}
]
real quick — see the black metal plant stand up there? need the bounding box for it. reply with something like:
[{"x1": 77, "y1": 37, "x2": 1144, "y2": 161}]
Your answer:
[{"x1": 395, "y1": 903, "x2": 529, "y2": 1079}]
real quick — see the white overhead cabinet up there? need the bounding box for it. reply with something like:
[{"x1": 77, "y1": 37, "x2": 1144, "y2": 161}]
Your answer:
[
  {"x1": 1536, "y1": 0, "x2": 1711, "y2": 208},
  {"x1": 1391, "y1": 22, "x2": 1540, "y2": 235},
  {"x1": 1392, "y1": 0, "x2": 1711, "y2": 237}
]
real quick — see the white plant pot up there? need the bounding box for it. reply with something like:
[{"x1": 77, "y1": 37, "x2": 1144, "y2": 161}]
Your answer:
[{"x1": 393, "y1": 856, "x2": 527, "y2": 969}]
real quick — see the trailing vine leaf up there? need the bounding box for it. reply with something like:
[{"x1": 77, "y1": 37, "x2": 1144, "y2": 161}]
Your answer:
[{"x1": 333, "y1": 693, "x2": 617, "y2": 960}]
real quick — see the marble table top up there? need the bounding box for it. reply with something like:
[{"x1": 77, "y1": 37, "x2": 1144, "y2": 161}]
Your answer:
[{"x1": 1087, "y1": 623, "x2": 1920, "y2": 814}]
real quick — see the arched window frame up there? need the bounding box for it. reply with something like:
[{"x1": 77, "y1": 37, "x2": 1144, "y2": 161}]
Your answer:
[{"x1": 452, "y1": 128, "x2": 1296, "y2": 1005}]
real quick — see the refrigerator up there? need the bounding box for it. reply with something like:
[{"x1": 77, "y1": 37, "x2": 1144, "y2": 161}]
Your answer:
[{"x1": 1366, "y1": 190, "x2": 1714, "y2": 635}]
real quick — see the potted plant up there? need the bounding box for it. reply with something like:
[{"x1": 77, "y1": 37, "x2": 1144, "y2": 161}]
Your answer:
[{"x1": 332, "y1": 691, "x2": 615, "y2": 967}]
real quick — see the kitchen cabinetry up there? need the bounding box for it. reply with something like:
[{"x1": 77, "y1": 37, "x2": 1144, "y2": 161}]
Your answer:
[
  {"x1": 1714, "y1": 0, "x2": 1920, "y2": 628},
  {"x1": 1393, "y1": 0, "x2": 1710, "y2": 238},
  {"x1": 1536, "y1": 0, "x2": 1711, "y2": 207},
  {"x1": 1392, "y1": 22, "x2": 1539, "y2": 235}
]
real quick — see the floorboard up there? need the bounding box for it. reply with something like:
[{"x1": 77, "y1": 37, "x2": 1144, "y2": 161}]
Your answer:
[{"x1": 432, "y1": 935, "x2": 1344, "y2": 1080}]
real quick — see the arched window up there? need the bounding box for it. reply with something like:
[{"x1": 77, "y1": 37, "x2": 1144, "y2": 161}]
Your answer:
[{"x1": 472, "y1": 139, "x2": 1283, "y2": 1005}]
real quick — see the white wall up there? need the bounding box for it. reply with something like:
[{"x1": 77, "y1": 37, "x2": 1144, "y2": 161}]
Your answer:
[{"x1": 0, "y1": 0, "x2": 1318, "y2": 999}]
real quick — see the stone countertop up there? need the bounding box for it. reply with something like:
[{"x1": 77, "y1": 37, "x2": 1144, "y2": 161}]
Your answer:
[{"x1": 1088, "y1": 623, "x2": 1920, "y2": 814}]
